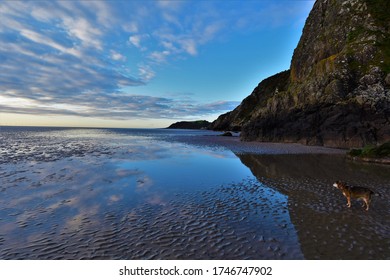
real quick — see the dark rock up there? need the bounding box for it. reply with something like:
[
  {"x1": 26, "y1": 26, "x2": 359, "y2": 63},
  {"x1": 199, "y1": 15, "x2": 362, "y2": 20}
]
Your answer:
[
  {"x1": 221, "y1": 132, "x2": 233, "y2": 137},
  {"x1": 385, "y1": 73, "x2": 390, "y2": 85},
  {"x1": 167, "y1": 120, "x2": 211, "y2": 130}
]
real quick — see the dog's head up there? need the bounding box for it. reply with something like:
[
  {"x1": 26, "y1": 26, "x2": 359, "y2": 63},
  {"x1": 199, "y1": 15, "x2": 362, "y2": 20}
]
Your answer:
[{"x1": 333, "y1": 181, "x2": 346, "y2": 190}]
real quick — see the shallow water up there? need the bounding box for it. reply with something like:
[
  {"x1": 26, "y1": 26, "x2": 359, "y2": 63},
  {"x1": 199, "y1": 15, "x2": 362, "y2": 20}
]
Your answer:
[{"x1": 0, "y1": 127, "x2": 389, "y2": 259}]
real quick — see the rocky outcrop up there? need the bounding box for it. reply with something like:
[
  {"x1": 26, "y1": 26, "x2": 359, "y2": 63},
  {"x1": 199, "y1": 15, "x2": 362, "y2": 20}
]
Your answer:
[
  {"x1": 167, "y1": 120, "x2": 211, "y2": 129},
  {"x1": 211, "y1": 0, "x2": 390, "y2": 148},
  {"x1": 210, "y1": 70, "x2": 290, "y2": 132}
]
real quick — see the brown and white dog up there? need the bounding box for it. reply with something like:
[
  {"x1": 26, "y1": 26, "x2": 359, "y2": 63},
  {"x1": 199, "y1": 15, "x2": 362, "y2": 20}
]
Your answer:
[{"x1": 333, "y1": 181, "x2": 377, "y2": 211}]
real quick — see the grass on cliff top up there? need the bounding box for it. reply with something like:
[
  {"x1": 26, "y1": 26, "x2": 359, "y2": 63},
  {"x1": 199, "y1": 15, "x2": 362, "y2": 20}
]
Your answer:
[{"x1": 348, "y1": 141, "x2": 390, "y2": 158}]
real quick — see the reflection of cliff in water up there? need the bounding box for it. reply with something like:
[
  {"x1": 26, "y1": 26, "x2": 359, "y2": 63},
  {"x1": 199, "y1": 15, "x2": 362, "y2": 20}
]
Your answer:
[{"x1": 236, "y1": 153, "x2": 390, "y2": 259}]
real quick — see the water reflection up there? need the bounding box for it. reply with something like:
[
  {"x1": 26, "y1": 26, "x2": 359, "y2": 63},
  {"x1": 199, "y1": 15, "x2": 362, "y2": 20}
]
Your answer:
[
  {"x1": 2, "y1": 128, "x2": 273, "y2": 259},
  {"x1": 236, "y1": 153, "x2": 390, "y2": 259},
  {"x1": 2, "y1": 127, "x2": 389, "y2": 259}
]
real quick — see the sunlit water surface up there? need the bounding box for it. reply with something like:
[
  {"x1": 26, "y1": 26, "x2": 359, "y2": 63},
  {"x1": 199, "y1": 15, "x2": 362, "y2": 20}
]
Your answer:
[{"x1": 0, "y1": 127, "x2": 389, "y2": 259}]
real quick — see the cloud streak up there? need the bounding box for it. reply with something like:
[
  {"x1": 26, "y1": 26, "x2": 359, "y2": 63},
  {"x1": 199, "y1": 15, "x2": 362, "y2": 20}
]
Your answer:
[
  {"x1": 0, "y1": 0, "x2": 312, "y2": 125},
  {"x1": 0, "y1": 93, "x2": 239, "y2": 121}
]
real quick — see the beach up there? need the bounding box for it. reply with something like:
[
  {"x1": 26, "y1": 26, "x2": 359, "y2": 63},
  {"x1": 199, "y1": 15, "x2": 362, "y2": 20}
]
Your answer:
[{"x1": 0, "y1": 127, "x2": 389, "y2": 259}]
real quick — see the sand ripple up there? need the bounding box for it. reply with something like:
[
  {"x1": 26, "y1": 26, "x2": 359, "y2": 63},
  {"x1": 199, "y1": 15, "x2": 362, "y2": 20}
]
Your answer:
[{"x1": 0, "y1": 178, "x2": 303, "y2": 259}]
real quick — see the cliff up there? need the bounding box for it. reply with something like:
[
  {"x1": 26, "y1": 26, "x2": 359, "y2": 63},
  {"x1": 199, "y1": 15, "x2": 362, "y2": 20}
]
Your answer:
[{"x1": 210, "y1": 0, "x2": 390, "y2": 148}]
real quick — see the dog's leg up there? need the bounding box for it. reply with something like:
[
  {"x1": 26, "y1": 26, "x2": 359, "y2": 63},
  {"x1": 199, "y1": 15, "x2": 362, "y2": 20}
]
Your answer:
[
  {"x1": 365, "y1": 197, "x2": 371, "y2": 211},
  {"x1": 347, "y1": 196, "x2": 351, "y2": 208}
]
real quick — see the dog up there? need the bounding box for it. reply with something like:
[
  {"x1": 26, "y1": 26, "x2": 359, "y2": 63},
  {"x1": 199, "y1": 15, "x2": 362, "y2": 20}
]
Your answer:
[{"x1": 333, "y1": 181, "x2": 378, "y2": 211}]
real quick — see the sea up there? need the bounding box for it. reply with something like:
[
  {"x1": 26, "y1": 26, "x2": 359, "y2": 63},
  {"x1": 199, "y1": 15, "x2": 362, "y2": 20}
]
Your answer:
[{"x1": 0, "y1": 126, "x2": 389, "y2": 259}]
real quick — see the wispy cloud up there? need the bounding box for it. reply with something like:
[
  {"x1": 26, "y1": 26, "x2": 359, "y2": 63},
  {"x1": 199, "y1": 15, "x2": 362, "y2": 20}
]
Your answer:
[
  {"x1": 1, "y1": 1, "x2": 144, "y2": 118},
  {"x1": 110, "y1": 50, "x2": 126, "y2": 62},
  {"x1": 0, "y1": 93, "x2": 239, "y2": 121},
  {"x1": 129, "y1": 35, "x2": 143, "y2": 49},
  {"x1": 0, "y1": 0, "x2": 312, "y2": 125}
]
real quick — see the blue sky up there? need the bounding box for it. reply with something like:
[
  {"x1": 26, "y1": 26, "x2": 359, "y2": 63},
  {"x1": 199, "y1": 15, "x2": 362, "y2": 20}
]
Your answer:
[{"x1": 0, "y1": 0, "x2": 314, "y2": 128}]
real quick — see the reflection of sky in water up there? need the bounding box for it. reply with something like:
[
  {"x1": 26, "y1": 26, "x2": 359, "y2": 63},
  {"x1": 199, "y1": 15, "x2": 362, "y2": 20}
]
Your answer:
[
  {"x1": 1, "y1": 131, "x2": 255, "y2": 226},
  {"x1": 116, "y1": 149, "x2": 252, "y2": 192},
  {"x1": 0, "y1": 128, "x2": 302, "y2": 259}
]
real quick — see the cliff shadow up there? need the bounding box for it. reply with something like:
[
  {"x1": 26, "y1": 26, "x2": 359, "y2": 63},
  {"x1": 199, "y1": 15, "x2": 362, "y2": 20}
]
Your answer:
[{"x1": 236, "y1": 153, "x2": 390, "y2": 259}]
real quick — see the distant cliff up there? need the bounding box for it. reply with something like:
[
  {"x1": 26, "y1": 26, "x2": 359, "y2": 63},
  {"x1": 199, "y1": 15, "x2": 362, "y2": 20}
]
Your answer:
[
  {"x1": 210, "y1": 0, "x2": 390, "y2": 148},
  {"x1": 167, "y1": 120, "x2": 211, "y2": 129}
]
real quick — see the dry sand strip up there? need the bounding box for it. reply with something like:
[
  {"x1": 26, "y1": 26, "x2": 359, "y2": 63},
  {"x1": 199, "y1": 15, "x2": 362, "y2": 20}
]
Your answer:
[{"x1": 172, "y1": 135, "x2": 347, "y2": 155}]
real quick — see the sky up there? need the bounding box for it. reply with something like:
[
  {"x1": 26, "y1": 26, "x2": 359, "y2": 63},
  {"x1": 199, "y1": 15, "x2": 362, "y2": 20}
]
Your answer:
[{"x1": 0, "y1": 0, "x2": 315, "y2": 128}]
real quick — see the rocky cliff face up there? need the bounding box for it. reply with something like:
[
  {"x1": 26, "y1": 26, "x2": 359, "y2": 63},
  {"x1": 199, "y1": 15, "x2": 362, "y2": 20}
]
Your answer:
[
  {"x1": 210, "y1": 0, "x2": 390, "y2": 148},
  {"x1": 210, "y1": 70, "x2": 291, "y2": 132}
]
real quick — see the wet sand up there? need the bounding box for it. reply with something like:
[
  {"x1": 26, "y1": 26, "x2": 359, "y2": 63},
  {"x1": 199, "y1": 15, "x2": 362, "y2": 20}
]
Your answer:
[
  {"x1": 237, "y1": 153, "x2": 390, "y2": 259},
  {"x1": 177, "y1": 135, "x2": 390, "y2": 259},
  {"x1": 0, "y1": 128, "x2": 389, "y2": 259}
]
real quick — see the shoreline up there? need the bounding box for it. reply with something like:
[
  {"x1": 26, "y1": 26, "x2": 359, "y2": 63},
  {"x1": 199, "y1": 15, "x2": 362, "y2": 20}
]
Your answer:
[
  {"x1": 179, "y1": 134, "x2": 390, "y2": 165},
  {"x1": 346, "y1": 155, "x2": 390, "y2": 165},
  {"x1": 174, "y1": 134, "x2": 347, "y2": 155}
]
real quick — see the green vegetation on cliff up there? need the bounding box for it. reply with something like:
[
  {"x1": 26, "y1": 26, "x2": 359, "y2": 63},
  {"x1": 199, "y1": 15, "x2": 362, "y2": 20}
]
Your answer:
[
  {"x1": 347, "y1": 141, "x2": 390, "y2": 164},
  {"x1": 348, "y1": 141, "x2": 390, "y2": 158}
]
